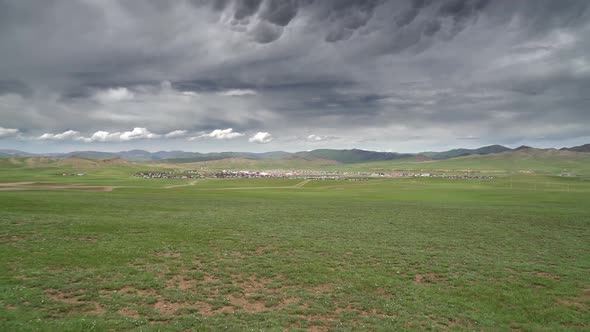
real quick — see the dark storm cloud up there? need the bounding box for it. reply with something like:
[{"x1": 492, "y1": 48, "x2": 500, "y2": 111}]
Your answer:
[
  {"x1": 259, "y1": 0, "x2": 299, "y2": 26},
  {"x1": 250, "y1": 21, "x2": 284, "y2": 43},
  {"x1": 198, "y1": 0, "x2": 389, "y2": 43},
  {"x1": 0, "y1": 80, "x2": 33, "y2": 97},
  {"x1": 0, "y1": 0, "x2": 589, "y2": 151},
  {"x1": 234, "y1": 0, "x2": 263, "y2": 20}
]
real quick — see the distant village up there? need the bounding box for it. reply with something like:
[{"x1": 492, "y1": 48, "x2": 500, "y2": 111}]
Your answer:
[
  {"x1": 134, "y1": 171, "x2": 200, "y2": 179},
  {"x1": 134, "y1": 170, "x2": 495, "y2": 180}
]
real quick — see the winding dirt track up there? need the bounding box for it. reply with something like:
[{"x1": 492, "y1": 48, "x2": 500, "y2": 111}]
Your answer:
[
  {"x1": 164, "y1": 180, "x2": 199, "y2": 189},
  {"x1": 192, "y1": 179, "x2": 314, "y2": 191},
  {"x1": 0, "y1": 182, "x2": 125, "y2": 192},
  {"x1": 0, "y1": 179, "x2": 316, "y2": 192}
]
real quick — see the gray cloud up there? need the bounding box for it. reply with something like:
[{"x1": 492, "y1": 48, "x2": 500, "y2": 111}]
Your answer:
[
  {"x1": 259, "y1": 0, "x2": 299, "y2": 26},
  {"x1": 250, "y1": 21, "x2": 284, "y2": 43},
  {"x1": 233, "y1": 0, "x2": 263, "y2": 20},
  {"x1": 0, "y1": 0, "x2": 589, "y2": 152},
  {"x1": 0, "y1": 126, "x2": 20, "y2": 139}
]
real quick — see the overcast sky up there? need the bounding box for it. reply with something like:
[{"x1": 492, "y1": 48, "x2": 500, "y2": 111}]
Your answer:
[{"x1": 1, "y1": 0, "x2": 589, "y2": 153}]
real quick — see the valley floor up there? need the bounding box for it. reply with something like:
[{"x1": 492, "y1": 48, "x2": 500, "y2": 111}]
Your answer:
[{"x1": 1, "y1": 174, "x2": 589, "y2": 331}]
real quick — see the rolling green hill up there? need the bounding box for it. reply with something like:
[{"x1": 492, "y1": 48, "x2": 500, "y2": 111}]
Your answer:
[
  {"x1": 2, "y1": 143, "x2": 588, "y2": 165},
  {"x1": 176, "y1": 157, "x2": 341, "y2": 170},
  {"x1": 294, "y1": 149, "x2": 413, "y2": 164},
  {"x1": 342, "y1": 148, "x2": 590, "y2": 175},
  {"x1": 419, "y1": 144, "x2": 511, "y2": 160}
]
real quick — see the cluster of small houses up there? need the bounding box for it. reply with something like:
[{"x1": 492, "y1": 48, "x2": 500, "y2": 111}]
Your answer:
[
  {"x1": 213, "y1": 171, "x2": 369, "y2": 181},
  {"x1": 134, "y1": 170, "x2": 494, "y2": 180},
  {"x1": 134, "y1": 171, "x2": 200, "y2": 179}
]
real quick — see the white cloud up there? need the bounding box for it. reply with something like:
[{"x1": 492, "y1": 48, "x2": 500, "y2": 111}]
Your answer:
[
  {"x1": 0, "y1": 127, "x2": 20, "y2": 138},
  {"x1": 38, "y1": 130, "x2": 83, "y2": 141},
  {"x1": 119, "y1": 127, "x2": 160, "y2": 141},
  {"x1": 94, "y1": 87, "x2": 135, "y2": 103},
  {"x1": 197, "y1": 128, "x2": 244, "y2": 140},
  {"x1": 85, "y1": 131, "x2": 117, "y2": 142},
  {"x1": 249, "y1": 132, "x2": 274, "y2": 144},
  {"x1": 219, "y1": 89, "x2": 257, "y2": 97},
  {"x1": 86, "y1": 127, "x2": 160, "y2": 142},
  {"x1": 164, "y1": 130, "x2": 189, "y2": 138},
  {"x1": 306, "y1": 134, "x2": 338, "y2": 142}
]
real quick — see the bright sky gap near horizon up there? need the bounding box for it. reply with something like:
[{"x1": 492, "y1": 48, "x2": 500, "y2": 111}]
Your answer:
[{"x1": 0, "y1": 0, "x2": 589, "y2": 153}]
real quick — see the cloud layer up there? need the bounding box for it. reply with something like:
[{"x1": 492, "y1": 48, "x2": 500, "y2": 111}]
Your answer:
[{"x1": 1, "y1": 0, "x2": 589, "y2": 152}]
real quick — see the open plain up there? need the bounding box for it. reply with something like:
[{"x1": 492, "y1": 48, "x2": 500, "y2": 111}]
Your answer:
[{"x1": 1, "y1": 156, "x2": 589, "y2": 331}]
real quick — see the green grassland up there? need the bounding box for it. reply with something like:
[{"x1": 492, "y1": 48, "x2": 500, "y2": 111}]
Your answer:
[
  {"x1": 1, "y1": 157, "x2": 589, "y2": 331},
  {"x1": 331, "y1": 150, "x2": 590, "y2": 175}
]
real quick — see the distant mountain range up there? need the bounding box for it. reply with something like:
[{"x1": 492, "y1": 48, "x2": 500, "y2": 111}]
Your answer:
[
  {"x1": 560, "y1": 143, "x2": 590, "y2": 153},
  {"x1": 1, "y1": 144, "x2": 588, "y2": 164}
]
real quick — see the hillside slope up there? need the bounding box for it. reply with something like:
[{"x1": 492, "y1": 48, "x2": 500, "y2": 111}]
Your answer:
[
  {"x1": 350, "y1": 148, "x2": 590, "y2": 174},
  {"x1": 561, "y1": 143, "x2": 590, "y2": 153},
  {"x1": 420, "y1": 145, "x2": 511, "y2": 160},
  {"x1": 294, "y1": 149, "x2": 413, "y2": 164}
]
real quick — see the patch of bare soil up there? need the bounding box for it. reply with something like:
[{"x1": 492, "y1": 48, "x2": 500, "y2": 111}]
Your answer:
[
  {"x1": 154, "y1": 300, "x2": 185, "y2": 315},
  {"x1": 87, "y1": 303, "x2": 107, "y2": 315},
  {"x1": 226, "y1": 294, "x2": 267, "y2": 313},
  {"x1": 165, "y1": 275, "x2": 193, "y2": 290},
  {"x1": 333, "y1": 305, "x2": 395, "y2": 318},
  {"x1": 154, "y1": 300, "x2": 234, "y2": 317},
  {"x1": 558, "y1": 288, "x2": 590, "y2": 309},
  {"x1": 117, "y1": 307, "x2": 141, "y2": 319},
  {"x1": 1, "y1": 234, "x2": 26, "y2": 242},
  {"x1": 414, "y1": 273, "x2": 444, "y2": 285},
  {"x1": 116, "y1": 286, "x2": 157, "y2": 297},
  {"x1": 15, "y1": 275, "x2": 36, "y2": 280},
  {"x1": 78, "y1": 236, "x2": 97, "y2": 243},
  {"x1": 233, "y1": 275, "x2": 273, "y2": 295},
  {"x1": 298, "y1": 313, "x2": 340, "y2": 322},
  {"x1": 254, "y1": 246, "x2": 270, "y2": 255},
  {"x1": 154, "y1": 251, "x2": 181, "y2": 258},
  {"x1": 447, "y1": 317, "x2": 477, "y2": 329},
  {"x1": 534, "y1": 271, "x2": 561, "y2": 280},
  {"x1": 45, "y1": 289, "x2": 106, "y2": 314},
  {"x1": 4, "y1": 304, "x2": 17, "y2": 310},
  {"x1": 203, "y1": 274, "x2": 220, "y2": 283},
  {"x1": 45, "y1": 289, "x2": 84, "y2": 304},
  {"x1": 107, "y1": 264, "x2": 391, "y2": 325}
]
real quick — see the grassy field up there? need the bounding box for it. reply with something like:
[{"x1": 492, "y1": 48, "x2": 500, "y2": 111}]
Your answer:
[{"x1": 1, "y1": 160, "x2": 589, "y2": 331}]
